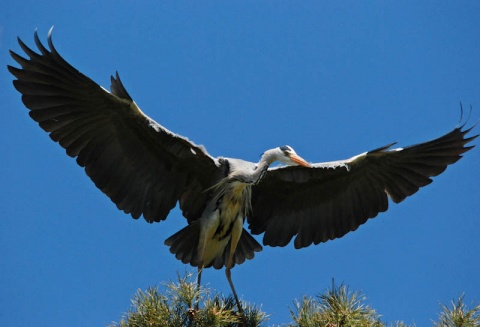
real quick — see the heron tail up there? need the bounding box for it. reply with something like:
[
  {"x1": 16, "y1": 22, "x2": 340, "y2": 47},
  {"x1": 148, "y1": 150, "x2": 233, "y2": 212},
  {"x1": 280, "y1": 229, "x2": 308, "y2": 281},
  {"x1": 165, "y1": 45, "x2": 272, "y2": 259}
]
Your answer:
[
  {"x1": 165, "y1": 223, "x2": 201, "y2": 267},
  {"x1": 211, "y1": 229, "x2": 263, "y2": 269},
  {"x1": 165, "y1": 225, "x2": 263, "y2": 269}
]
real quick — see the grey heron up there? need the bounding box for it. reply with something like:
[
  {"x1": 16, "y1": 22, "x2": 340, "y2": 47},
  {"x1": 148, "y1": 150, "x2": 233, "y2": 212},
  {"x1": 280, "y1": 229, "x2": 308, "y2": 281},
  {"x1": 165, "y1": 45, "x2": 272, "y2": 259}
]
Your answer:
[{"x1": 8, "y1": 29, "x2": 477, "y2": 320}]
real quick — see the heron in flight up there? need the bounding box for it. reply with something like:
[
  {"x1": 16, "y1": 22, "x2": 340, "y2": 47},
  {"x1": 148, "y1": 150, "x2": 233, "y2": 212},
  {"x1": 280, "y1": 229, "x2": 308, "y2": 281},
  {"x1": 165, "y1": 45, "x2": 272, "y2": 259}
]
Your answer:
[{"x1": 9, "y1": 29, "x2": 477, "y2": 318}]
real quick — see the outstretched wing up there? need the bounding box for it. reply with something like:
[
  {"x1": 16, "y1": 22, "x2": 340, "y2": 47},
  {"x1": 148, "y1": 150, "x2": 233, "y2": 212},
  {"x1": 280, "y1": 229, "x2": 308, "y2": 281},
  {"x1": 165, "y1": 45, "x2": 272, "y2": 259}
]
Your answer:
[
  {"x1": 248, "y1": 124, "x2": 477, "y2": 249},
  {"x1": 8, "y1": 28, "x2": 222, "y2": 223}
]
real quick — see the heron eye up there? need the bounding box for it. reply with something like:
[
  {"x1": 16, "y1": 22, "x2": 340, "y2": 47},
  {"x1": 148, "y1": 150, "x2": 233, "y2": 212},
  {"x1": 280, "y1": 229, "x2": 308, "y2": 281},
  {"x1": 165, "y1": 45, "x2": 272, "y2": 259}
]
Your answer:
[{"x1": 279, "y1": 145, "x2": 291, "y2": 154}]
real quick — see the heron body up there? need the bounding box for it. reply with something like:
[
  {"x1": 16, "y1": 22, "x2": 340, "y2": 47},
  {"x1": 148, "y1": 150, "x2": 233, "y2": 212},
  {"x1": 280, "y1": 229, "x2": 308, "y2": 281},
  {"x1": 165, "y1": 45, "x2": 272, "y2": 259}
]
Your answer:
[
  {"x1": 197, "y1": 179, "x2": 249, "y2": 265},
  {"x1": 8, "y1": 28, "x2": 477, "y2": 320},
  {"x1": 168, "y1": 176, "x2": 253, "y2": 269}
]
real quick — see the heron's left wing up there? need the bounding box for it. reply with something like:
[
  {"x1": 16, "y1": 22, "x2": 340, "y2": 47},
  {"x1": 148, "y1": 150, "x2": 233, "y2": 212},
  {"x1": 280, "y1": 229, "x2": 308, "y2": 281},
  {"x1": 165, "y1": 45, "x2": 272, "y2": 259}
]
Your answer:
[
  {"x1": 247, "y1": 124, "x2": 477, "y2": 249},
  {"x1": 8, "y1": 29, "x2": 222, "y2": 224}
]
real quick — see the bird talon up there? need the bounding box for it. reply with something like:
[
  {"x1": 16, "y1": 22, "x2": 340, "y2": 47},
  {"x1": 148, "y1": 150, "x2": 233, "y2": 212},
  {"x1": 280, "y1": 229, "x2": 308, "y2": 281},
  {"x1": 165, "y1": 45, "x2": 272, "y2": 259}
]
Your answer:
[{"x1": 187, "y1": 307, "x2": 196, "y2": 318}]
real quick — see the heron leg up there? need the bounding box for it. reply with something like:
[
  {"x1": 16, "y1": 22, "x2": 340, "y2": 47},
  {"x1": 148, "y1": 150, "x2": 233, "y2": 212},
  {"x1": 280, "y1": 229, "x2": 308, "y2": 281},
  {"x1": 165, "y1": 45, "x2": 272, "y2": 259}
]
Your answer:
[
  {"x1": 225, "y1": 218, "x2": 247, "y2": 325},
  {"x1": 226, "y1": 264, "x2": 242, "y2": 310},
  {"x1": 195, "y1": 266, "x2": 203, "y2": 310},
  {"x1": 226, "y1": 256, "x2": 247, "y2": 325}
]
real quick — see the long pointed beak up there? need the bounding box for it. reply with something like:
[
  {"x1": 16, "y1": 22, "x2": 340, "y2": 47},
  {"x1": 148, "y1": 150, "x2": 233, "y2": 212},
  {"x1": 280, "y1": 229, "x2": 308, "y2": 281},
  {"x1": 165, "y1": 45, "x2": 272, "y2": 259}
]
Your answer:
[{"x1": 290, "y1": 154, "x2": 311, "y2": 168}]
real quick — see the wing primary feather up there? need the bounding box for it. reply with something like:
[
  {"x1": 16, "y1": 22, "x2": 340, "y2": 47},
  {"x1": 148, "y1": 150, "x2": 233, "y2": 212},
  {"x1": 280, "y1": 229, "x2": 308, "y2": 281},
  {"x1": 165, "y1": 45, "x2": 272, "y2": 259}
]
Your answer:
[{"x1": 110, "y1": 72, "x2": 133, "y2": 101}]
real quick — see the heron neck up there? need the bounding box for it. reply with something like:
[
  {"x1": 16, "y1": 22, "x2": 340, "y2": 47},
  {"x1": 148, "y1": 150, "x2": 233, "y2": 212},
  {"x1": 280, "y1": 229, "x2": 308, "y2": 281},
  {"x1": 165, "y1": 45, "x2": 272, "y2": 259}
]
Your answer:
[{"x1": 252, "y1": 152, "x2": 276, "y2": 184}]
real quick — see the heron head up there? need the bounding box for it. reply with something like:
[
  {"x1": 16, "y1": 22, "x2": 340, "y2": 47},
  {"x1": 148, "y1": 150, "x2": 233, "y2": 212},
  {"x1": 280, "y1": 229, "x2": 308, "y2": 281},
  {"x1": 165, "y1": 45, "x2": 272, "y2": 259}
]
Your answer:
[{"x1": 276, "y1": 145, "x2": 311, "y2": 167}]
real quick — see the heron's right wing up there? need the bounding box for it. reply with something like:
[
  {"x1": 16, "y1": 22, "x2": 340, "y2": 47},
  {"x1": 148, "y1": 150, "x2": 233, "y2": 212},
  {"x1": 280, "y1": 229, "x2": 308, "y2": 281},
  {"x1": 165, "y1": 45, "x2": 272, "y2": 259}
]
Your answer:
[
  {"x1": 248, "y1": 124, "x2": 477, "y2": 249},
  {"x1": 8, "y1": 29, "x2": 222, "y2": 223}
]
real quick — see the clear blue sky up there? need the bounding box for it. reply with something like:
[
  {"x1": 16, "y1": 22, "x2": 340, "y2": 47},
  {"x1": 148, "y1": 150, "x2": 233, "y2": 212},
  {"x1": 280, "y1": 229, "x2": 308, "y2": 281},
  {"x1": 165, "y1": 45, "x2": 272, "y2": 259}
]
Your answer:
[{"x1": 1, "y1": 2, "x2": 479, "y2": 326}]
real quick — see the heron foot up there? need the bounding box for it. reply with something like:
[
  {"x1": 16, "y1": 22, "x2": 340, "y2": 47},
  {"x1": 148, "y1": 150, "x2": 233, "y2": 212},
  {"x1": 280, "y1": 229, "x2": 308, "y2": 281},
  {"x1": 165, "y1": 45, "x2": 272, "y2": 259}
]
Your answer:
[
  {"x1": 238, "y1": 310, "x2": 247, "y2": 326},
  {"x1": 187, "y1": 307, "x2": 197, "y2": 327}
]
